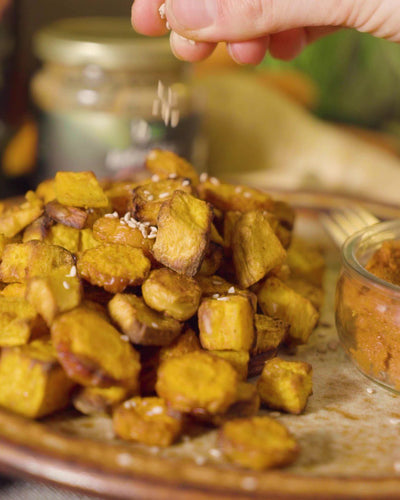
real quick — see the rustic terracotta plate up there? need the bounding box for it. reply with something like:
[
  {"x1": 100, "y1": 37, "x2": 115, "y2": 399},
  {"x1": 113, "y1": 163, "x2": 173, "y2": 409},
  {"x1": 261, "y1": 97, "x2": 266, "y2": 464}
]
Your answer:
[{"x1": 0, "y1": 191, "x2": 399, "y2": 500}]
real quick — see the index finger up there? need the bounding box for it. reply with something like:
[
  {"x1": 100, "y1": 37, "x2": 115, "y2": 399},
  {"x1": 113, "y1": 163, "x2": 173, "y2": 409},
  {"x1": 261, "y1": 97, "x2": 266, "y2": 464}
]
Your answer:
[{"x1": 131, "y1": 0, "x2": 169, "y2": 36}]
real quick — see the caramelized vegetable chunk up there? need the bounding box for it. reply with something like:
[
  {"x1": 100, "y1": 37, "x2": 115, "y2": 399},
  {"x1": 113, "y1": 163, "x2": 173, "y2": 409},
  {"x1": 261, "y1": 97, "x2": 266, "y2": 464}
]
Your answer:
[
  {"x1": 142, "y1": 268, "x2": 202, "y2": 321},
  {"x1": 108, "y1": 294, "x2": 182, "y2": 346},
  {"x1": 146, "y1": 149, "x2": 199, "y2": 185},
  {"x1": 77, "y1": 243, "x2": 150, "y2": 293},
  {"x1": 55, "y1": 171, "x2": 109, "y2": 208},
  {"x1": 104, "y1": 181, "x2": 139, "y2": 215},
  {"x1": 195, "y1": 275, "x2": 257, "y2": 310},
  {"x1": 45, "y1": 200, "x2": 88, "y2": 229},
  {"x1": 257, "y1": 357, "x2": 313, "y2": 414},
  {"x1": 283, "y1": 276, "x2": 324, "y2": 311},
  {"x1": 0, "y1": 191, "x2": 43, "y2": 238},
  {"x1": 156, "y1": 351, "x2": 239, "y2": 415},
  {"x1": 36, "y1": 178, "x2": 56, "y2": 204},
  {"x1": 0, "y1": 283, "x2": 26, "y2": 298},
  {"x1": 232, "y1": 210, "x2": 286, "y2": 288},
  {"x1": 217, "y1": 416, "x2": 299, "y2": 470},
  {"x1": 152, "y1": 191, "x2": 212, "y2": 276},
  {"x1": 51, "y1": 307, "x2": 140, "y2": 389},
  {"x1": 208, "y1": 350, "x2": 249, "y2": 380},
  {"x1": 79, "y1": 228, "x2": 100, "y2": 252},
  {"x1": 0, "y1": 339, "x2": 75, "y2": 418},
  {"x1": 210, "y1": 382, "x2": 260, "y2": 426},
  {"x1": 252, "y1": 314, "x2": 288, "y2": 356},
  {"x1": 159, "y1": 328, "x2": 201, "y2": 362},
  {"x1": 23, "y1": 215, "x2": 52, "y2": 242},
  {"x1": 46, "y1": 224, "x2": 81, "y2": 254},
  {"x1": 286, "y1": 238, "x2": 325, "y2": 287},
  {"x1": 113, "y1": 396, "x2": 184, "y2": 446},
  {"x1": 198, "y1": 295, "x2": 254, "y2": 352},
  {"x1": 73, "y1": 385, "x2": 130, "y2": 416}
]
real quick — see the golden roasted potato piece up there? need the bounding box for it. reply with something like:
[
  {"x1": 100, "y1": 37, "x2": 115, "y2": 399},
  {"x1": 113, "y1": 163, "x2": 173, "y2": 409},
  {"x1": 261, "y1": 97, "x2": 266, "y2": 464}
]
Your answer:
[
  {"x1": 36, "y1": 178, "x2": 56, "y2": 204},
  {"x1": 0, "y1": 240, "x2": 74, "y2": 283},
  {"x1": 252, "y1": 314, "x2": 288, "y2": 356},
  {"x1": 0, "y1": 283, "x2": 26, "y2": 298},
  {"x1": 210, "y1": 382, "x2": 260, "y2": 426},
  {"x1": 108, "y1": 294, "x2": 182, "y2": 346},
  {"x1": 0, "y1": 296, "x2": 47, "y2": 346},
  {"x1": 223, "y1": 210, "x2": 242, "y2": 250},
  {"x1": 286, "y1": 238, "x2": 325, "y2": 287},
  {"x1": 45, "y1": 200, "x2": 88, "y2": 229},
  {"x1": 0, "y1": 233, "x2": 12, "y2": 259},
  {"x1": 146, "y1": 149, "x2": 199, "y2": 185},
  {"x1": 104, "y1": 181, "x2": 139, "y2": 215},
  {"x1": 46, "y1": 224, "x2": 80, "y2": 254},
  {"x1": 208, "y1": 350, "x2": 249, "y2": 380},
  {"x1": 159, "y1": 328, "x2": 201, "y2": 362},
  {"x1": 217, "y1": 416, "x2": 299, "y2": 470},
  {"x1": 152, "y1": 190, "x2": 212, "y2": 276},
  {"x1": 73, "y1": 385, "x2": 130, "y2": 415},
  {"x1": 0, "y1": 339, "x2": 75, "y2": 418},
  {"x1": 51, "y1": 307, "x2": 140, "y2": 389},
  {"x1": 195, "y1": 275, "x2": 258, "y2": 310},
  {"x1": 23, "y1": 215, "x2": 52, "y2": 242},
  {"x1": 257, "y1": 357, "x2": 313, "y2": 414},
  {"x1": 156, "y1": 351, "x2": 239, "y2": 415},
  {"x1": 131, "y1": 177, "x2": 194, "y2": 226},
  {"x1": 113, "y1": 396, "x2": 184, "y2": 447},
  {"x1": 0, "y1": 191, "x2": 43, "y2": 238},
  {"x1": 142, "y1": 268, "x2": 202, "y2": 321},
  {"x1": 283, "y1": 276, "x2": 324, "y2": 311},
  {"x1": 232, "y1": 210, "x2": 286, "y2": 288},
  {"x1": 198, "y1": 295, "x2": 254, "y2": 352},
  {"x1": 197, "y1": 242, "x2": 224, "y2": 277},
  {"x1": 79, "y1": 228, "x2": 101, "y2": 252},
  {"x1": 55, "y1": 171, "x2": 109, "y2": 208},
  {"x1": 26, "y1": 265, "x2": 82, "y2": 326},
  {"x1": 257, "y1": 277, "x2": 319, "y2": 346},
  {"x1": 77, "y1": 243, "x2": 150, "y2": 293},
  {"x1": 210, "y1": 223, "x2": 224, "y2": 247}
]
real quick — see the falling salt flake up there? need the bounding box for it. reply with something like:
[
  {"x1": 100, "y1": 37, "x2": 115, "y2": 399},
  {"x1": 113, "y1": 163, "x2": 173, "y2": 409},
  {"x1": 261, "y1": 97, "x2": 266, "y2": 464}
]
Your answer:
[
  {"x1": 199, "y1": 173, "x2": 208, "y2": 183},
  {"x1": 146, "y1": 406, "x2": 164, "y2": 416},
  {"x1": 181, "y1": 179, "x2": 190, "y2": 187},
  {"x1": 211, "y1": 294, "x2": 220, "y2": 299},
  {"x1": 157, "y1": 80, "x2": 165, "y2": 99},
  {"x1": 62, "y1": 281, "x2": 70, "y2": 290},
  {"x1": 366, "y1": 387, "x2": 375, "y2": 395},
  {"x1": 209, "y1": 177, "x2": 220, "y2": 186},
  {"x1": 171, "y1": 109, "x2": 180, "y2": 128},
  {"x1": 394, "y1": 462, "x2": 400, "y2": 474},
  {"x1": 158, "y1": 3, "x2": 166, "y2": 19},
  {"x1": 117, "y1": 453, "x2": 133, "y2": 467},
  {"x1": 66, "y1": 266, "x2": 77, "y2": 278},
  {"x1": 195, "y1": 455, "x2": 206, "y2": 466},
  {"x1": 241, "y1": 476, "x2": 258, "y2": 491},
  {"x1": 227, "y1": 286, "x2": 235, "y2": 294},
  {"x1": 152, "y1": 174, "x2": 160, "y2": 182},
  {"x1": 209, "y1": 448, "x2": 222, "y2": 459},
  {"x1": 389, "y1": 418, "x2": 400, "y2": 425}
]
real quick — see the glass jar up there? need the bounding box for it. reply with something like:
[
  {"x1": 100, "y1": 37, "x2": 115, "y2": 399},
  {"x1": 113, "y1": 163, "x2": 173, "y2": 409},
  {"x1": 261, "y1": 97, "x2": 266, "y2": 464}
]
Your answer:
[
  {"x1": 31, "y1": 17, "x2": 203, "y2": 182},
  {"x1": 335, "y1": 220, "x2": 400, "y2": 393}
]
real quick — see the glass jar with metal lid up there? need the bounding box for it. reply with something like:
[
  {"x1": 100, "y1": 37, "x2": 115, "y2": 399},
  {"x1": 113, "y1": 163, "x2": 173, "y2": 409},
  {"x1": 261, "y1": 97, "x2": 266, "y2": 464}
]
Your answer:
[{"x1": 31, "y1": 17, "x2": 202, "y2": 181}]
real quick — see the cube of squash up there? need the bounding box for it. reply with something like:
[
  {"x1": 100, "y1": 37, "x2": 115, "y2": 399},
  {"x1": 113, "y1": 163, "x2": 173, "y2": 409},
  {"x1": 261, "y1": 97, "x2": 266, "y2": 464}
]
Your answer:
[
  {"x1": 286, "y1": 238, "x2": 325, "y2": 287},
  {"x1": 0, "y1": 283, "x2": 26, "y2": 298},
  {"x1": 159, "y1": 328, "x2": 201, "y2": 362},
  {"x1": 198, "y1": 295, "x2": 254, "y2": 351},
  {"x1": 104, "y1": 181, "x2": 139, "y2": 215},
  {"x1": 77, "y1": 243, "x2": 151, "y2": 293},
  {"x1": 0, "y1": 339, "x2": 75, "y2": 418},
  {"x1": 210, "y1": 382, "x2": 260, "y2": 426},
  {"x1": 252, "y1": 314, "x2": 288, "y2": 356},
  {"x1": 0, "y1": 240, "x2": 74, "y2": 283},
  {"x1": 0, "y1": 191, "x2": 43, "y2": 238},
  {"x1": 73, "y1": 385, "x2": 130, "y2": 415},
  {"x1": 79, "y1": 228, "x2": 100, "y2": 252},
  {"x1": 283, "y1": 276, "x2": 324, "y2": 311},
  {"x1": 152, "y1": 191, "x2": 212, "y2": 276},
  {"x1": 197, "y1": 242, "x2": 224, "y2": 277},
  {"x1": 232, "y1": 210, "x2": 286, "y2": 288},
  {"x1": 51, "y1": 307, "x2": 141, "y2": 390},
  {"x1": 36, "y1": 178, "x2": 56, "y2": 204},
  {"x1": 156, "y1": 351, "x2": 239, "y2": 415},
  {"x1": 217, "y1": 416, "x2": 299, "y2": 470},
  {"x1": 257, "y1": 357, "x2": 313, "y2": 414},
  {"x1": 45, "y1": 200, "x2": 88, "y2": 229},
  {"x1": 46, "y1": 224, "x2": 80, "y2": 254},
  {"x1": 257, "y1": 277, "x2": 319, "y2": 345},
  {"x1": 146, "y1": 149, "x2": 199, "y2": 185},
  {"x1": 142, "y1": 268, "x2": 202, "y2": 321},
  {"x1": 55, "y1": 171, "x2": 109, "y2": 208},
  {"x1": 108, "y1": 294, "x2": 182, "y2": 346},
  {"x1": 22, "y1": 215, "x2": 52, "y2": 242},
  {"x1": 195, "y1": 275, "x2": 258, "y2": 310},
  {"x1": 113, "y1": 396, "x2": 184, "y2": 447},
  {"x1": 208, "y1": 350, "x2": 249, "y2": 380},
  {"x1": 0, "y1": 233, "x2": 12, "y2": 259},
  {"x1": 26, "y1": 265, "x2": 82, "y2": 326}
]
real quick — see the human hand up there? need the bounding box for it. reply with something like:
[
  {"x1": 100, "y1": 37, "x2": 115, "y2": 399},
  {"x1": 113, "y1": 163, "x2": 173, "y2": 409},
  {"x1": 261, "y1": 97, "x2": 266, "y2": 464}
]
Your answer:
[{"x1": 132, "y1": 0, "x2": 400, "y2": 64}]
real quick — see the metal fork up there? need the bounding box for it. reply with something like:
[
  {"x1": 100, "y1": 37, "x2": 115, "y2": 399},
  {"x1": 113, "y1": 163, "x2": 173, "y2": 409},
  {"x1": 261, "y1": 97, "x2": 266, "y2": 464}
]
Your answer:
[{"x1": 320, "y1": 205, "x2": 380, "y2": 247}]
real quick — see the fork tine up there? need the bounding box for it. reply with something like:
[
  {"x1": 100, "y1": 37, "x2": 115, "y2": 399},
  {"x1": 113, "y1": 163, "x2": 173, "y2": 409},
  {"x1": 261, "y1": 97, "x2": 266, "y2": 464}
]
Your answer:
[
  {"x1": 319, "y1": 213, "x2": 349, "y2": 247},
  {"x1": 330, "y1": 210, "x2": 360, "y2": 236},
  {"x1": 351, "y1": 205, "x2": 380, "y2": 226}
]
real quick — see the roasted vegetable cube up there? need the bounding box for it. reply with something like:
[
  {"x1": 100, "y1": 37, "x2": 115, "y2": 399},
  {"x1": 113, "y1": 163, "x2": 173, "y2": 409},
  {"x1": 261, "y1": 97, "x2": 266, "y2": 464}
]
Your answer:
[
  {"x1": 152, "y1": 190, "x2": 212, "y2": 276},
  {"x1": 217, "y1": 416, "x2": 299, "y2": 470},
  {"x1": 257, "y1": 277, "x2": 319, "y2": 345},
  {"x1": 104, "y1": 181, "x2": 139, "y2": 215},
  {"x1": 283, "y1": 276, "x2": 324, "y2": 311},
  {"x1": 0, "y1": 339, "x2": 75, "y2": 418},
  {"x1": 142, "y1": 268, "x2": 202, "y2": 321},
  {"x1": 198, "y1": 295, "x2": 254, "y2": 351},
  {"x1": 73, "y1": 385, "x2": 130, "y2": 415},
  {"x1": 36, "y1": 178, "x2": 56, "y2": 204},
  {"x1": 286, "y1": 238, "x2": 325, "y2": 286},
  {"x1": 195, "y1": 275, "x2": 257, "y2": 310},
  {"x1": 0, "y1": 191, "x2": 43, "y2": 238},
  {"x1": 159, "y1": 328, "x2": 201, "y2": 362},
  {"x1": 0, "y1": 283, "x2": 26, "y2": 298},
  {"x1": 113, "y1": 396, "x2": 184, "y2": 447},
  {"x1": 108, "y1": 294, "x2": 182, "y2": 346},
  {"x1": 146, "y1": 149, "x2": 199, "y2": 185},
  {"x1": 79, "y1": 228, "x2": 100, "y2": 252},
  {"x1": 156, "y1": 351, "x2": 239, "y2": 415},
  {"x1": 257, "y1": 357, "x2": 313, "y2": 414},
  {"x1": 55, "y1": 171, "x2": 109, "y2": 208},
  {"x1": 232, "y1": 210, "x2": 286, "y2": 288},
  {"x1": 208, "y1": 350, "x2": 249, "y2": 380},
  {"x1": 252, "y1": 314, "x2": 288, "y2": 356},
  {"x1": 45, "y1": 200, "x2": 88, "y2": 229},
  {"x1": 51, "y1": 307, "x2": 141, "y2": 389},
  {"x1": 197, "y1": 242, "x2": 224, "y2": 276},
  {"x1": 210, "y1": 382, "x2": 260, "y2": 426},
  {"x1": 77, "y1": 243, "x2": 150, "y2": 293},
  {"x1": 22, "y1": 215, "x2": 52, "y2": 242},
  {"x1": 46, "y1": 224, "x2": 80, "y2": 254}
]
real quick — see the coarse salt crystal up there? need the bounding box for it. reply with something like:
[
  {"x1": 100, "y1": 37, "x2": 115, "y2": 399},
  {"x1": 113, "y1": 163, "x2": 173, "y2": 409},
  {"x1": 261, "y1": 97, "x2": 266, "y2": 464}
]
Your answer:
[
  {"x1": 105, "y1": 211, "x2": 118, "y2": 219},
  {"x1": 124, "y1": 400, "x2": 136, "y2": 409},
  {"x1": 209, "y1": 448, "x2": 222, "y2": 459},
  {"x1": 209, "y1": 177, "x2": 220, "y2": 186},
  {"x1": 168, "y1": 173, "x2": 178, "y2": 179},
  {"x1": 66, "y1": 266, "x2": 77, "y2": 278},
  {"x1": 227, "y1": 286, "x2": 235, "y2": 294},
  {"x1": 211, "y1": 294, "x2": 220, "y2": 299},
  {"x1": 366, "y1": 387, "x2": 375, "y2": 394},
  {"x1": 199, "y1": 173, "x2": 208, "y2": 183},
  {"x1": 146, "y1": 406, "x2": 164, "y2": 416},
  {"x1": 120, "y1": 335, "x2": 130, "y2": 342},
  {"x1": 147, "y1": 194, "x2": 154, "y2": 201},
  {"x1": 389, "y1": 418, "x2": 400, "y2": 425},
  {"x1": 235, "y1": 186, "x2": 242, "y2": 193},
  {"x1": 241, "y1": 477, "x2": 258, "y2": 491},
  {"x1": 158, "y1": 3, "x2": 166, "y2": 19},
  {"x1": 182, "y1": 179, "x2": 190, "y2": 187},
  {"x1": 152, "y1": 174, "x2": 160, "y2": 182},
  {"x1": 158, "y1": 192, "x2": 170, "y2": 199},
  {"x1": 217, "y1": 297, "x2": 229, "y2": 301},
  {"x1": 117, "y1": 453, "x2": 133, "y2": 467},
  {"x1": 152, "y1": 322, "x2": 158, "y2": 328},
  {"x1": 243, "y1": 192, "x2": 251, "y2": 198},
  {"x1": 195, "y1": 456, "x2": 206, "y2": 466},
  {"x1": 62, "y1": 281, "x2": 70, "y2": 290}
]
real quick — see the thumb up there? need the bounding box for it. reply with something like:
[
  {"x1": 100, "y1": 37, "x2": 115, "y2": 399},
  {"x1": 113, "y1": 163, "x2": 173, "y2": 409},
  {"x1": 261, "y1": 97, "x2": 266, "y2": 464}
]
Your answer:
[{"x1": 165, "y1": 0, "x2": 400, "y2": 43}]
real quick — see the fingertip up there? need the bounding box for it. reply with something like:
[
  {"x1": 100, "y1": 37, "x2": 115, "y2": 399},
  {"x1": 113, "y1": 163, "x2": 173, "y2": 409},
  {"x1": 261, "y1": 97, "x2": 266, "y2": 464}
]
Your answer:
[
  {"x1": 227, "y1": 37, "x2": 270, "y2": 65},
  {"x1": 131, "y1": 0, "x2": 169, "y2": 36},
  {"x1": 269, "y1": 28, "x2": 307, "y2": 61},
  {"x1": 170, "y1": 31, "x2": 216, "y2": 62}
]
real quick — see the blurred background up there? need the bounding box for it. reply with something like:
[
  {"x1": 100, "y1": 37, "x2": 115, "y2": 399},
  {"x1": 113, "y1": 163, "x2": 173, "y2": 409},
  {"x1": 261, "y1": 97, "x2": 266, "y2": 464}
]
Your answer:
[{"x1": 2, "y1": 0, "x2": 400, "y2": 201}]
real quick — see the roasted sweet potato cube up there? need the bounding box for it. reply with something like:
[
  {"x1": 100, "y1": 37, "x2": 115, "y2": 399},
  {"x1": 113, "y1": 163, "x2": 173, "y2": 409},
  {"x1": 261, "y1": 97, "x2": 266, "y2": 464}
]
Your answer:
[
  {"x1": 73, "y1": 385, "x2": 130, "y2": 415},
  {"x1": 79, "y1": 228, "x2": 100, "y2": 252},
  {"x1": 152, "y1": 191, "x2": 212, "y2": 276},
  {"x1": 257, "y1": 357, "x2": 313, "y2": 414},
  {"x1": 77, "y1": 243, "x2": 150, "y2": 293},
  {"x1": 0, "y1": 283, "x2": 26, "y2": 298},
  {"x1": 210, "y1": 223, "x2": 224, "y2": 247},
  {"x1": 210, "y1": 382, "x2": 260, "y2": 426},
  {"x1": 22, "y1": 215, "x2": 52, "y2": 242},
  {"x1": 283, "y1": 276, "x2": 324, "y2": 311},
  {"x1": 286, "y1": 238, "x2": 325, "y2": 286},
  {"x1": 142, "y1": 268, "x2": 202, "y2": 321},
  {"x1": 146, "y1": 149, "x2": 199, "y2": 185},
  {"x1": 0, "y1": 233, "x2": 12, "y2": 259},
  {"x1": 84, "y1": 206, "x2": 111, "y2": 229},
  {"x1": 252, "y1": 314, "x2": 288, "y2": 356},
  {"x1": 257, "y1": 277, "x2": 319, "y2": 346},
  {"x1": 108, "y1": 294, "x2": 182, "y2": 346},
  {"x1": 0, "y1": 240, "x2": 74, "y2": 283},
  {"x1": 45, "y1": 200, "x2": 88, "y2": 229},
  {"x1": 197, "y1": 243, "x2": 224, "y2": 277},
  {"x1": 198, "y1": 295, "x2": 254, "y2": 352},
  {"x1": 55, "y1": 171, "x2": 109, "y2": 208},
  {"x1": 0, "y1": 191, "x2": 43, "y2": 238},
  {"x1": 232, "y1": 210, "x2": 286, "y2": 288},
  {"x1": 0, "y1": 339, "x2": 75, "y2": 418},
  {"x1": 51, "y1": 307, "x2": 141, "y2": 389},
  {"x1": 195, "y1": 275, "x2": 258, "y2": 310},
  {"x1": 208, "y1": 350, "x2": 249, "y2": 380},
  {"x1": 46, "y1": 224, "x2": 80, "y2": 254},
  {"x1": 159, "y1": 328, "x2": 201, "y2": 362},
  {"x1": 26, "y1": 265, "x2": 82, "y2": 326},
  {"x1": 217, "y1": 416, "x2": 299, "y2": 470},
  {"x1": 36, "y1": 178, "x2": 56, "y2": 204},
  {"x1": 223, "y1": 211, "x2": 242, "y2": 250},
  {"x1": 113, "y1": 396, "x2": 184, "y2": 447},
  {"x1": 0, "y1": 296, "x2": 48, "y2": 346},
  {"x1": 104, "y1": 181, "x2": 139, "y2": 215},
  {"x1": 156, "y1": 351, "x2": 239, "y2": 415}
]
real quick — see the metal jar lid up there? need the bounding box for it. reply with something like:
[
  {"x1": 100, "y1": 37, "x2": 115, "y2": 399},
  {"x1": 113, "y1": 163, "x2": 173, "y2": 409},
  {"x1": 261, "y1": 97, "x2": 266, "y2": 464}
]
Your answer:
[{"x1": 33, "y1": 17, "x2": 183, "y2": 72}]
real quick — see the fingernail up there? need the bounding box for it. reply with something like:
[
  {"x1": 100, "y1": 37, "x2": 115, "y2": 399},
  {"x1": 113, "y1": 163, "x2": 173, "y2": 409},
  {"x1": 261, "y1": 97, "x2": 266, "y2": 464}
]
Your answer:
[{"x1": 168, "y1": 0, "x2": 217, "y2": 30}]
